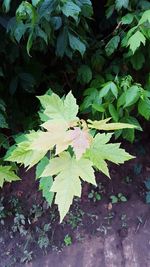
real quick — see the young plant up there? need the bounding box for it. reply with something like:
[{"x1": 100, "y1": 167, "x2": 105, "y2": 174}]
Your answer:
[
  {"x1": 5, "y1": 91, "x2": 135, "y2": 222},
  {"x1": 88, "y1": 190, "x2": 102, "y2": 202},
  {"x1": 64, "y1": 234, "x2": 72, "y2": 246},
  {"x1": 110, "y1": 193, "x2": 127, "y2": 204}
]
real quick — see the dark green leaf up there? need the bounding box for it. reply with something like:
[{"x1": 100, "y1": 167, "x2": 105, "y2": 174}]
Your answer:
[
  {"x1": 124, "y1": 85, "x2": 140, "y2": 107},
  {"x1": 138, "y1": 98, "x2": 150, "y2": 119},
  {"x1": 68, "y1": 33, "x2": 86, "y2": 56},
  {"x1": 115, "y1": 0, "x2": 129, "y2": 10},
  {"x1": 109, "y1": 104, "x2": 119, "y2": 122},
  {"x1": 77, "y1": 65, "x2": 92, "y2": 84},
  {"x1": 62, "y1": 1, "x2": 81, "y2": 22},
  {"x1": 121, "y1": 13, "x2": 134, "y2": 25},
  {"x1": 105, "y1": 36, "x2": 120, "y2": 56}
]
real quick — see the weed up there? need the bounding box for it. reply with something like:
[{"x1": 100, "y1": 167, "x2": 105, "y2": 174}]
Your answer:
[
  {"x1": 9, "y1": 196, "x2": 21, "y2": 213},
  {"x1": 64, "y1": 234, "x2": 72, "y2": 246},
  {"x1": 120, "y1": 213, "x2": 128, "y2": 228},
  {"x1": 104, "y1": 212, "x2": 115, "y2": 225},
  {"x1": 110, "y1": 193, "x2": 127, "y2": 204},
  {"x1": 20, "y1": 250, "x2": 33, "y2": 263},
  {"x1": 36, "y1": 223, "x2": 51, "y2": 249},
  {"x1": 29, "y1": 204, "x2": 43, "y2": 222},
  {"x1": 88, "y1": 190, "x2": 102, "y2": 202},
  {"x1": 66, "y1": 209, "x2": 84, "y2": 229},
  {"x1": 12, "y1": 213, "x2": 27, "y2": 236}
]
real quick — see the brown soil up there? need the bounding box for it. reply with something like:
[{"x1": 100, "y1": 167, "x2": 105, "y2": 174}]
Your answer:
[{"x1": 0, "y1": 133, "x2": 150, "y2": 267}]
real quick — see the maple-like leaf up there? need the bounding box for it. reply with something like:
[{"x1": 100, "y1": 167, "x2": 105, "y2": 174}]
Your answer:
[
  {"x1": 41, "y1": 152, "x2": 96, "y2": 221},
  {"x1": 68, "y1": 127, "x2": 92, "y2": 159},
  {"x1": 127, "y1": 31, "x2": 146, "y2": 54},
  {"x1": 38, "y1": 91, "x2": 79, "y2": 124},
  {"x1": 5, "y1": 138, "x2": 46, "y2": 169},
  {"x1": 88, "y1": 118, "x2": 136, "y2": 131},
  {"x1": 0, "y1": 165, "x2": 20, "y2": 187},
  {"x1": 85, "y1": 133, "x2": 134, "y2": 177}
]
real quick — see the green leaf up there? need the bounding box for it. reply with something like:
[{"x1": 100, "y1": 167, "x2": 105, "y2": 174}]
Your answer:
[
  {"x1": 2, "y1": 0, "x2": 11, "y2": 13},
  {"x1": 62, "y1": 1, "x2": 81, "y2": 22},
  {"x1": 5, "y1": 139, "x2": 46, "y2": 168},
  {"x1": 0, "y1": 165, "x2": 20, "y2": 188},
  {"x1": 92, "y1": 103, "x2": 105, "y2": 113},
  {"x1": 99, "y1": 82, "x2": 118, "y2": 98},
  {"x1": 130, "y1": 51, "x2": 145, "y2": 70},
  {"x1": 121, "y1": 13, "x2": 134, "y2": 25},
  {"x1": 124, "y1": 116, "x2": 142, "y2": 131},
  {"x1": 108, "y1": 104, "x2": 119, "y2": 122},
  {"x1": 110, "y1": 195, "x2": 118, "y2": 204},
  {"x1": 88, "y1": 118, "x2": 136, "y2": 131},
  {"x1": 124, "y1": 85, "x2": 140, "y2": 107},
  {"x1": 139, "y1": 10, "x2": 150, "y2": 25},
  {"x1": 115, "y1": 0, "x2": 129, "y2": 10},
  {"x1": 138, "y1": 98, "x2": 150, "y2": 120},
  {"x1": 127, "y1": 31, "x2": 146, "y2": 54},
  {"x1": 41, "y1": 152, "x2": 96, "y2": 221},
  {"x1": 32, "y1": 0, "x2": 41, "y2": 7},
  {"x1": 68, "y1": 33, "x2": 86, "y2": 56},
  {"x1": 85, "y1": 133, "x2": 134, "y2": 177},
  {"x1": 56, "y1": 27, "x2": 68, "y2": 57},
  {"x1": 120, "y1": 195, "x2": 127, "y2": 202},
  {"x1": 122, "y1": 128, "x2": 135, "y2": 143},
  {"x1": 105, "y1": 36, "x2": 120, "y2": 56},
  {"x1": 38, "y1": 91, "x2": 79, "y2": 124},
  {"x1": 39, "y1": 176, "x2": 54, "y2": 206},
  {"x1": 77, "y1": 65, "x2": 92, "y2": 84},
  {"x1": 36, "y1": 156, "x2": 49, "y2": 179}
]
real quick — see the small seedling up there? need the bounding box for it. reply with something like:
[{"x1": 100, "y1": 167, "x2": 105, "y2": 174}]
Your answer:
[
  {"x1": 124, "y1": 176, "x2": 132, "y2": 184},
  {"x1": 66, "y1": 209, "x2": 84, "y2": 229},
  {"x1": 20, "y1": 250, "x2": 33, "y2": 263},
  {"x1": 9, "y1": 196, "x2": 21, "y2": 213},
  {"x1": 29, "y1": 204, "x2": 43, "y2": 222},
  {"x1": 64, "y1": 234, "x2": 72, "y2": 246},
  {"x1": 36, "y1": 223, "x2": 51, "y2": 249},
  {"x1": 110, "y1": 193, "x2": 127, "y2": 204},
  {"x1": 104, "y1": 212, "x2": 115, "y2": 225},
  {"x1": 88, "y1": 190, "x2": 102, "y2": 202},
  {"x1": 120, "y1": 213, "x2": 128, "y2": 228},
  {"x1": 12, "y1": 213, "x2": 27, "y2": 236}
]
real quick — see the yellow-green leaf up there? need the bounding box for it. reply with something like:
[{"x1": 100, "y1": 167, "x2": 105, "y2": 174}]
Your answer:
[
  {"x1": 85, "y1": 133, "x2": 134, "y2": 177},
  {"x1": 87, "y1": 118, "x2": 136, "y2": 131},
  {"x1": 0, "y1": 165, "x2": 20, "y2": 187},
  {"x1": 41, "y1": 152, "x2": 96, "y2": 221}
]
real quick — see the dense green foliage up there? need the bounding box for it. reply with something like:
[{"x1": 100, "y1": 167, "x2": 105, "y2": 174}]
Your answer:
[{"x1": 0, "y1": 0, "x2": 150, "y2": 216}]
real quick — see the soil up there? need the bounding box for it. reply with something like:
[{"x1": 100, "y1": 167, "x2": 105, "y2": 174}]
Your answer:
[{"x1": 1, "y1": 132, "x2": 150, "y2": 267}]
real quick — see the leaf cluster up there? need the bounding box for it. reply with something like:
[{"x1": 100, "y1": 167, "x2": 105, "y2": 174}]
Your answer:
[{"x1": 5, "y1": 91, "x2": 134, "y2": 221}]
